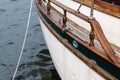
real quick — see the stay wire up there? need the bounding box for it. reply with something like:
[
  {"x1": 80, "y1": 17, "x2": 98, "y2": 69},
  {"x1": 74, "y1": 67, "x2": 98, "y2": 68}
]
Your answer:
[{"x1": 12, "y1": 0, "x2": 33, "y2": 80}]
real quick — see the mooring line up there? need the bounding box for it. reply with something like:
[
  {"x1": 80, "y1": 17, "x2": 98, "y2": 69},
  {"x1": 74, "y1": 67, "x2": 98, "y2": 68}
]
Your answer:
[{"x1": 12, "y1": 0, "x2": 33, "y2": 80}]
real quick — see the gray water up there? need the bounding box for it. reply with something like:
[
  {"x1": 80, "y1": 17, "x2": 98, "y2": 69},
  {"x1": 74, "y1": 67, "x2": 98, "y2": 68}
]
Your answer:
[{"x1": 0, "y1": 0, "x2": 60, "y2": 80}]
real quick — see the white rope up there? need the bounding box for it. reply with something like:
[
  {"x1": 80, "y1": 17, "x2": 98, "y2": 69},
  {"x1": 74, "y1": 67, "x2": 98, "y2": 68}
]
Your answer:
[{"x1": 12, "y1": 0, "x2": 33, "y2": 80}]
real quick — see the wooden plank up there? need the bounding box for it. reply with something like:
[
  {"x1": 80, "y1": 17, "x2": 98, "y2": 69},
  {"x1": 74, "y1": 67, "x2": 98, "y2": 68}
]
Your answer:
[
  {"x1": 73, "y1": 0, "x2": 120, "y2": 18},
  {"x1": 90, "y1": 19, "x2": 120, "y2": 64}
]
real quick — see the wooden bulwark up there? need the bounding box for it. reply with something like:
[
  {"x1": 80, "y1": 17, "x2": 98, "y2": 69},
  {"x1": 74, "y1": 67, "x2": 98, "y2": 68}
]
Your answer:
[
  {"x1": 35, "y1": 0, "x2": 120, "y2": 79},
  {"x1": 49, "y1": 0, "x2": 120, "y2": 67},
  {"x1": 35, "y1": 0, "x2": 117, "y2": 79}
]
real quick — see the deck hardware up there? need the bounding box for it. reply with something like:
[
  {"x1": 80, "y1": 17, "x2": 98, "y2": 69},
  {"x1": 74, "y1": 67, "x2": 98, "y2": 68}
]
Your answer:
[
  {"x1": 47, "y1": 0, "x2": 51, "y2": 14},
  {"x1": 73, "y1": 40, "x2": 79, "y2": 48},
  {"x1": 77, "y1": 0, "x2": 84, "y2": 13},
  {"x1": 62, "y1": 10, "x2": 67, "y2": 28},
  {"x1": 62, "y1": 27, "x2": 70, "y2": 33}
]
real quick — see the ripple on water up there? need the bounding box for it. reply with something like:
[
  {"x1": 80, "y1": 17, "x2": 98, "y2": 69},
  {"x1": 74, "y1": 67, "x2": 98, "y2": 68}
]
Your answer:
[
  {"x1": 0, "y1": 9, "x2": 6, "y2": 14},
  {"x1": 0, "y1": 0, "x2": 60, "y2": 79},
  {"x1": 13, "y1": 49, "x2": 60, "y2": 80},
  {"x1": 10, "y1": 0, "x2": 18, "y2": 1},
  {"x1": 10, "y1": 24, "x2": 18, "y2": 27}
]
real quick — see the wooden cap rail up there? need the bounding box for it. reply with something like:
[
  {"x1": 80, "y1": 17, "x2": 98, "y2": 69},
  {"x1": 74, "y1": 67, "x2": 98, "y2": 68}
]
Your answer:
[
  {"x1": 35, "y1": 0, "x2": 120, "y2": 79},
  {"x1": 48, "y1": 0, "x2": 119, "y2": 65},
  {"x1": 35, "y1": 0, "x2": 118, "y2": 78},
  {"x1": 50, "y1": 0, "x2": 89, "y2": 22},
  {"x1": 94, "y1": 0, "x2": 120, "y2": 14},
  {"x1": 73, "y1": 0, "x2": 120, "y2": 18},
  {"x1": 89, "y1": 19, "x2": 119, "y2": 64}
]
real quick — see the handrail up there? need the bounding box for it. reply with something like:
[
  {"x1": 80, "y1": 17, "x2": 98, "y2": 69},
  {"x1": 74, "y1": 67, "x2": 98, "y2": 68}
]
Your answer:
[
  {"x1": 48, "y1": 0, "x2": 119, "y2": 64},
  {"x1": 89, "y1": 19, "x2": 118, "y2": 64},
  {"x1": 50, "y1": 0, "x2": 89, "y2": 22},
  {"x1": 46, "y1": 0, "x2": 119, "y2": 64},
  {"x1": 35, "y1": 0, "x2": 119, "y2": 78}
]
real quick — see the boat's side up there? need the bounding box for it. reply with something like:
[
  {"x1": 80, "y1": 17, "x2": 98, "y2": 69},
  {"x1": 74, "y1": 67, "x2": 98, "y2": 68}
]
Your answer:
[
  {"x1": 39, "y1": 17, "x2": 106, "y2": 80},
  {"x1": 35, "y1": 0, "x2": 120, "y2": 79},
  {"x1": 49, "y1": 0, "x2": 120, "y2": 66}
]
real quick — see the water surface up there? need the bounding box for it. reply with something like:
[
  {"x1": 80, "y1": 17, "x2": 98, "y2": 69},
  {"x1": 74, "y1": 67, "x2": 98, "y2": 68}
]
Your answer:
[{"x1": 0, "y1": 0, "x2": 60, "y2": 80}]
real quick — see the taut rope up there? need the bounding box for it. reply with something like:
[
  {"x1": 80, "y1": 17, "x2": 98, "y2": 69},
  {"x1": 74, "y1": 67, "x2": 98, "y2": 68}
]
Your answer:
[{"x1": 12, "y1": 0, "x2": 33, "y2": 79}]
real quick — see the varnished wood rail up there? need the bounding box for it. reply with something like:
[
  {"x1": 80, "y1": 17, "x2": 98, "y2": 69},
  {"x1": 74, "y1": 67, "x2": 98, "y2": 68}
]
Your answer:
[
  {"x1": 73, "y1": 0, "x2": 120, "y2": 18},
  {"x1": 50, "y1": 0, "x2": 89, "y2": 22},
  {"x1": 89, "y1": 19, "x2": 118, "y2": 64},
  {"x1": 48, "y1": 0, "x2": 119, "y2": 64},
  {"x1": 35, "y1": 0, "x2": 118, "y2": 78}
]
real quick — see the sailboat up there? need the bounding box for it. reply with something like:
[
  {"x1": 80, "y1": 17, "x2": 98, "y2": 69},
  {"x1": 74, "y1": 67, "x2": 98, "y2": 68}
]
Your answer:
[{"x1": 35, "y1": 0, "x2": 120, "y2": 79}]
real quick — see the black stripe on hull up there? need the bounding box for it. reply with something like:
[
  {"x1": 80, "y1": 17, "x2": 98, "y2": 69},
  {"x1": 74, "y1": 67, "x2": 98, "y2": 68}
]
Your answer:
[{"x1": 37, "y1": 6, "x2": 120, "y2": 79}]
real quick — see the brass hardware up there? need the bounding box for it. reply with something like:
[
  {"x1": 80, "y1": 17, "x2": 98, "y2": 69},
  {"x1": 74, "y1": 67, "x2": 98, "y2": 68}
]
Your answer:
[{"x1": 62, "y1": 27, "x2": 70, "y2": 33}]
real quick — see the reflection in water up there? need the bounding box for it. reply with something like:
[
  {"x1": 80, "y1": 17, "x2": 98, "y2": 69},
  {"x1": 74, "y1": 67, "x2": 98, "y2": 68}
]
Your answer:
[{"x1": 14, "y1": 49, "x2": 60, "y2": 80}]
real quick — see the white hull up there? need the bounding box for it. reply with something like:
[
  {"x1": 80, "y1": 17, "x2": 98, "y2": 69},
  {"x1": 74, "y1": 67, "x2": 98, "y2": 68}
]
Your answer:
[
  {"x1": 39, "y1": 18, "x2": 105, "y2": 80},
  {"x1": 51, "y1": 0, "x2": 120, "y2": 47}
]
